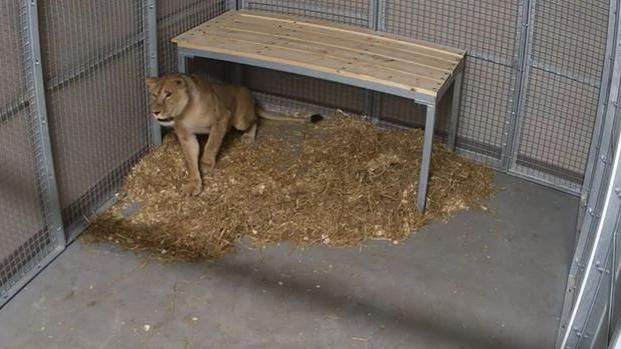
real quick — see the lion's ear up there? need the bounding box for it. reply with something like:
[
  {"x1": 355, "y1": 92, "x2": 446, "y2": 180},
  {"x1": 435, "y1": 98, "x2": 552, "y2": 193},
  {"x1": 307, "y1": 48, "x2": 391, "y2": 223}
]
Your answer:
[
  {"x1": 173, "y1": 77, "x2": 185, "y2": 87},
  {"x1": 145, "y1": 77, "x2": 158, "y2": 90}
]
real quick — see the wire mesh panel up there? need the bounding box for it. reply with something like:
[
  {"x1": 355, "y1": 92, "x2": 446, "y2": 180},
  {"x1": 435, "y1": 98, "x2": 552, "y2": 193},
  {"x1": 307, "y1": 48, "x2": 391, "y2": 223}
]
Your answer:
[
  {"x1": 512, "y1": 0, "x2": 610, "y2": 193},
  {"x1": 233, "y1": 1, "x2": 371, "y2": 121},
  {"x1": 382, "y1": 0, "x2": 522, "y2": 166},
  {"x1": 38, "y1": 0, "x2": 152, "y2": 235},
  {"x1": 157, "y1": 0, "x2": 227, "y2": 74},
  {"x1": 241, "y1": 0, "x2": 370, "y2": 26},
  {"x1": 0, "y1": 0, "x2": 63, "y2": 303}
]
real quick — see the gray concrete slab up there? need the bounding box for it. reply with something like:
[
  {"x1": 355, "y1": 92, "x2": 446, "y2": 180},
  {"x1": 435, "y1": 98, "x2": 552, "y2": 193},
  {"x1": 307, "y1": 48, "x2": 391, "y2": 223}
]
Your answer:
[{"x1": 0, "y1": 173, "x2": 577, "y2": 349}]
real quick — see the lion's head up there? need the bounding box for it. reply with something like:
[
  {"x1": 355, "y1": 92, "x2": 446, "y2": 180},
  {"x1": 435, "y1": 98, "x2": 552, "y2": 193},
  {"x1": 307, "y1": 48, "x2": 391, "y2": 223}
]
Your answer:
[{"x1": 145, "y1": 74, "x2": 191, "y2": 127}]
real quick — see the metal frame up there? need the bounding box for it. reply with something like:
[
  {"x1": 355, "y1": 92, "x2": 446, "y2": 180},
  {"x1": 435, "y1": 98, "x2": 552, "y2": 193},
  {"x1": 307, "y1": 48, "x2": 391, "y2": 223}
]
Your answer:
[
  {"x1": 558, "y1": 98, "x2": 621, "y2": 348},
  {"x1": 177, "y1": 47, "x2": 439, "y2": 107},
  {"x1": 417, "y1": 105, "x2": 437, "y2": 210},
  {"x1": 502, "y1": 0, "x2": 533, "y2": 170},
  {"x1": 556, "y1": 3, "x2": 621, "y2": 343},
  {"x1": 145, "y1": 0, "x2": 161, "y2": 145},
  {"x1": 176, "y1": 41, "x2": 462, "y2": 212},
  {"x1": 447, "y1": 70, "x2": 464, "y2": 151},
  {"x1": 578, "y1": 0, "x2": 620, "y2": 233},
  {"x1": 556, "y1": 1, "x2": 621, "y2": 344},
  {"x1": 365, "y1": 0, "x2": 382, "y2": 125},
  {"x1": 227, "y1": 0, "x2": 240, "y2": 11},
  {"x1": 26, "y1": 0, "x2": 65, "y2": 246},
  {"x1": 1, "y1": 0, "x2": 67, "y2": 308}
]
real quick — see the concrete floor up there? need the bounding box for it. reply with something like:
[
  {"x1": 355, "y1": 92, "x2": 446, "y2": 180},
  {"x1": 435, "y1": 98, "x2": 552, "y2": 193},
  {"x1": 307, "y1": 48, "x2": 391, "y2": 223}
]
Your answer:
[{"x1": 0, "y1": 173, "x2": 577, "y2": 349}]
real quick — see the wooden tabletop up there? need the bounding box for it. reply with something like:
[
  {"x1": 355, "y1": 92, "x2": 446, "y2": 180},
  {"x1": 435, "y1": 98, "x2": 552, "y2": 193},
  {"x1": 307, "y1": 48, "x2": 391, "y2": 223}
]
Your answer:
[{"x1": 173, "y1": 10, "x2": 465, "y2": 98}]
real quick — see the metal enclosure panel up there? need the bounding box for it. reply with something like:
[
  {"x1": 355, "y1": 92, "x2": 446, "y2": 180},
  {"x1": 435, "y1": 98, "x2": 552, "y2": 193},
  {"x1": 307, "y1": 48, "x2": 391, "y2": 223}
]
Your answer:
[
  {"x1": 382, "y1": 0, "x2": 522, "y2": 167},
  {"x1": 558, "y1": 119, "x2": 619, "y2": 348},
  {"x1": 579, "y1": 0, "x2": 619, "y2": 239},
  {"x1": 241, "y1": 0, "x2": 371, "y2": 27},
  {"x1": 236, "y1": 1, "x2": 371, "y2": 124},
  {"x1": 183, "y1": 0, "x2": 616, "y2": 194},
  {"x1": 145, "y1": 0, "x2": 161, "y2": 145},
  {"x1": 38, "y1": 1, "x2": 152, "y2": 236},
  {"x1": 556, "y1": 5, "x2": 621, "y2": 342},
  {"x1": 515, "y1": 70, "x2": 601, "y2": 192},
  {"x1": 512, "y1": 0, "x2": 610, "y2": 193},
  {"x1": 0, "y1": 0, "x2": 65, "y2": 306},
  {"x1": 157, "y1": 0, "x2": 227, "y2": 74}
]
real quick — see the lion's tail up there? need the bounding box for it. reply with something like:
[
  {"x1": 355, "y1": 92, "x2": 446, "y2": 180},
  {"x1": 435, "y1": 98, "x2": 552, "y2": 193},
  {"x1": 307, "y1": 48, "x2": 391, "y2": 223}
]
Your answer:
[{"x1": 256, "y1": 107, "x2": 323, "y2": 124}]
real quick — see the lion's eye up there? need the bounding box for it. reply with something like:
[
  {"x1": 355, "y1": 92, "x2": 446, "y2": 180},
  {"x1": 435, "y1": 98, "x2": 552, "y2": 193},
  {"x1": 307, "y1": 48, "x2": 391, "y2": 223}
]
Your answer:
[{"x1": 164, "y1": 91, "x2": 172, "y2": 98}]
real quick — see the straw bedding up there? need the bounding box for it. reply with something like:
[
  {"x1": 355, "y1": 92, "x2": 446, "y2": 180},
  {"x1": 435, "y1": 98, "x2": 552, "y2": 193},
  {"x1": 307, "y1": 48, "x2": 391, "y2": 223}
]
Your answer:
[{"x1": 83, "y1": 116, "x2": 495, "y2": 261}]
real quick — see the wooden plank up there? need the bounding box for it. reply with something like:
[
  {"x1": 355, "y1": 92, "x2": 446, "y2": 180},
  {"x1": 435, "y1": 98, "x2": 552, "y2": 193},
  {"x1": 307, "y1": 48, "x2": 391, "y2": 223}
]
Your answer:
[
  {"x1": 191, "y1": 25, "x2": 451, "y2": 82},
  {"x1": 201, "y1": 32, "x2": 447, "y2": 83},
  {"x1": 208, "y1": 13, "x2": 460, "y2": 65},
  {"x1": 176, "y1": 38, "x2": 442, "y2": 95},
  {"x1": 188, "y1": 35, "x2": 444, "y2": 92},
  {"x1": 201, "y1": 19, "x2": 458, "y2": 73},
  {"x1": 236, "y1": 10, "x2": 465, "y2": 57},
  {"x1": 172, "y1": 9, "x2": 467, "y2": 98},
  {"x1": 182, "y1": 11, "x2": 463, "y2": 64}
]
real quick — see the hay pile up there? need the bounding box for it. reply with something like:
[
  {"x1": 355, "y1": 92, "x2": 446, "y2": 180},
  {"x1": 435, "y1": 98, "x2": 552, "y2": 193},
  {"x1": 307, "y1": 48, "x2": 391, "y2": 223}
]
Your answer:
[{"x1": 83, "y1": 116, "x2": 495, "y2": 260}]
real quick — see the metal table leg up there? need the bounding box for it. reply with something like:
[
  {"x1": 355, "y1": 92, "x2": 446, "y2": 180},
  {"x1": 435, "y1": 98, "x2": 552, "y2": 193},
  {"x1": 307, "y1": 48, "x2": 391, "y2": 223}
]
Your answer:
[
  {"x1": 447, "y1": 70, "x2": 463, "y2": 151},
  {"x1": 178, "y1": 54, "x2": 189, "y2": 74},
  {"x1": 417, "y1": 104, "x2": 437, "y2": 212}
]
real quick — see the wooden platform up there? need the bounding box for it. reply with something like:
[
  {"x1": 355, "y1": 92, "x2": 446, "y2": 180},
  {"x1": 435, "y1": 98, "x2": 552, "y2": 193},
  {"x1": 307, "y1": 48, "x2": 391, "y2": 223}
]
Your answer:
[
  {"x1": 172, "y1": 9, "x2": 465, "y2": 104},
  {"x1": 171, "y1": 9, "x2": 466, "y2": 212}
]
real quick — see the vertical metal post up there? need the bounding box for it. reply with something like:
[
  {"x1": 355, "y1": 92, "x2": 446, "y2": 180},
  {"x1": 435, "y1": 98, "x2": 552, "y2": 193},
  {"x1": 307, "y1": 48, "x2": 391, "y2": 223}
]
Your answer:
[
  {"x1": 578, "y1": 0, "x2": 620, "y2": 232},
  {"x1": 417, "y1": 104, "x2": 437, "y2": 212},
  {"x1": 145, "y1": 0, "x2": 161, "y2": 145},
  {"x1": 366, "y1": 0, "x2": 382, "y2": 125},
  {"x1": 558, "y1": 105, "x2": 621, "y2": 348},
  {"x1": 611, "y1": 318, "x2": 621, "y2": 349},
  {"x1": 502, "y1": 0, "x2": 534, "y2": 170},
  {"x1": 447, "y1": 70, "x2": 464, "y2": 151},
  {"x1": 376, "y1": 0, "x2": 386, "y2": 31},
  {"x1": 178, "y1": 54, "x2": 189, "y2": 74},
  {"x1": 25, "y1": 0, "x2": 66, "y2": 247},
  {"x1": 556, "y1": 4, "x2": 621, "y2": 344},
  {"x1": 227, "y1": 0, "x2": 240, "y2": 11}
]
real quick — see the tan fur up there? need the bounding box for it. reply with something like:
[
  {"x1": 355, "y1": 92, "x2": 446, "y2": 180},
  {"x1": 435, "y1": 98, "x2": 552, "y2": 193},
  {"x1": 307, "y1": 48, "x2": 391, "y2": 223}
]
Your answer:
[{"x1": 145, "y1": 73, "x2": 318, "y2": 196}]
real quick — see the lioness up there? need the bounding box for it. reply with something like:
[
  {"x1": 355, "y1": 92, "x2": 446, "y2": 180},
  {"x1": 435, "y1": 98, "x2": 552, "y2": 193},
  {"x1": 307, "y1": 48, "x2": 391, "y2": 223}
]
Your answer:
[{"x1": 145, "y1": 73, "x2": 322, "y2": 196}]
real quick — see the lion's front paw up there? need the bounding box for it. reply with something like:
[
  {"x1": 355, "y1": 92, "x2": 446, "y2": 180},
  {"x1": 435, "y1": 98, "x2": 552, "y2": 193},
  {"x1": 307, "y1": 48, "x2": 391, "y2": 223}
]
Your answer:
[
  {"x1": 201, "y1": 157, "x2": 216, "y2": 170},
  {"x1": 183, "y1": 179, "x2": 202, "y2": 196},
  {"x1": 241, "y1": 133, "x2": 256, "y2": 145}
]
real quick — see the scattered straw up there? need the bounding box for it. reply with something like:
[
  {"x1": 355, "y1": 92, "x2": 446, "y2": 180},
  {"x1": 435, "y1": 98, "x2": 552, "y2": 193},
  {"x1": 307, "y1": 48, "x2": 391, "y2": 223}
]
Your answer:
[{"x1": 82, "y1": 116, "x2": 495, "y2": 260}]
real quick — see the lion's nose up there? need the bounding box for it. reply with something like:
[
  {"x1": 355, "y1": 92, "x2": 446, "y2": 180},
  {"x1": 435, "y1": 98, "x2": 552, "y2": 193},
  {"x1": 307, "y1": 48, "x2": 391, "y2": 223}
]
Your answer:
[{"x1": 153, "y1": 111, "x2": 161, "y2": 116}]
